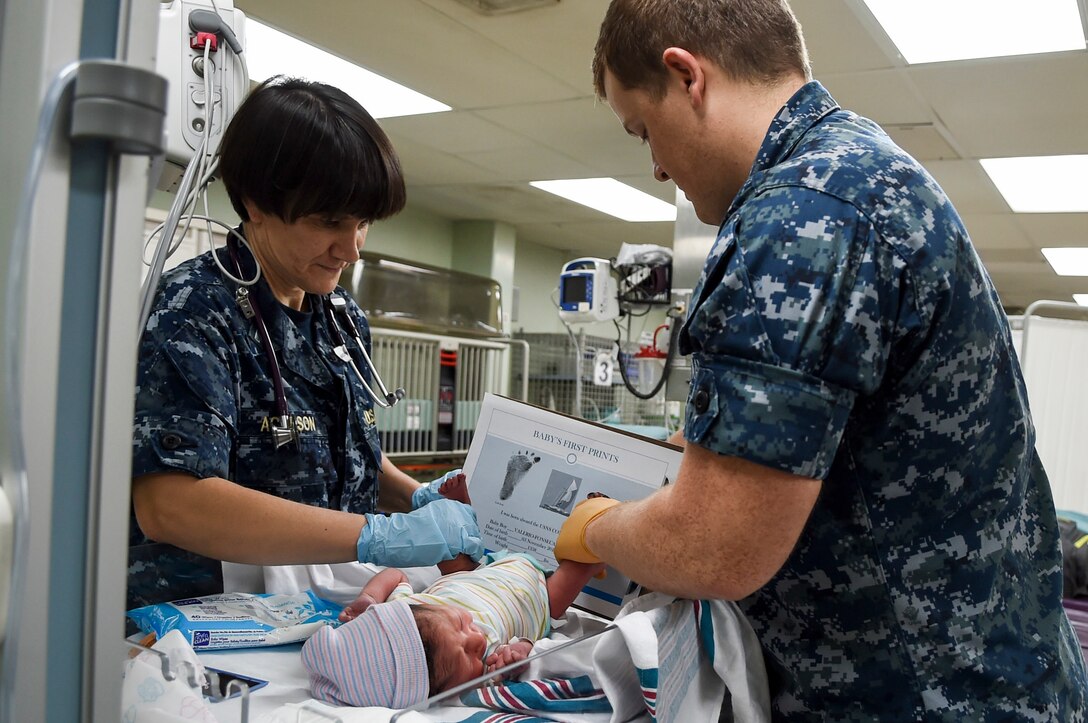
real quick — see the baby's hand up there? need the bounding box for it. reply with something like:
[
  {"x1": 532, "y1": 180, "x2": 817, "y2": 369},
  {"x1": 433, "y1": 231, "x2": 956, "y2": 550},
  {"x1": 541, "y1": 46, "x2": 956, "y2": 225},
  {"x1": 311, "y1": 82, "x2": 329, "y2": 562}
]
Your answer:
[
  {"x1": 339, "y1": 592, "x2": 378, "y2": 622},
  {"x1": 485, "y1": 639, "x2": 534, "y2": 680}
]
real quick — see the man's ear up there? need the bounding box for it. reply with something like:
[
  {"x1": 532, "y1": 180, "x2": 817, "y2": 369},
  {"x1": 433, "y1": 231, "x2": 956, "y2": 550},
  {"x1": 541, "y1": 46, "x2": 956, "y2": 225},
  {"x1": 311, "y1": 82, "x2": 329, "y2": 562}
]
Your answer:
[{"x1": 662, "y1": 47, "x2": 705, "y2": 107}]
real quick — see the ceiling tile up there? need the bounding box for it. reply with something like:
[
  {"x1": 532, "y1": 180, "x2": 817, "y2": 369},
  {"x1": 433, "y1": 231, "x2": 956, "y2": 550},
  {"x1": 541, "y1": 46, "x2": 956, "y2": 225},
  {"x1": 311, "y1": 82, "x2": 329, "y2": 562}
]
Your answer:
[
  {"x1": 959, "y1": 214, "x2": 1032, "y2": 250},
  {"x1": 885, "y1": 123, "x2": 961, "y2": 161},
  {"x1": 390, "y1": 136, "x2": 496, "y2": 185},
  {"x1": 476, "y1": 98, "x2": 649, "y2": 176},
  {"x1": 977, "y1": 248, "x2": 1046, "y2": 265},
  {"x1": 418, "y1": 0, "x2": 610, "y2": 93},
  {"x1": 458, "y1": 145, "x2": 597, "y2": 182},
  {"x1": 820, "y1": 70, "x2": 930, "y2": 124},
  {"x1": 1015, "y1": 213, "x2": 1088, "y2": 249},
  {"x1": 792, "y1": 1, "x2": 897, "y2": 74},
  {"x1": 909, "y1": 53, "x2": 1088, "y2": 158},
  {"x1": 409, "y1": 182, "x2": 597, "y2": 224},
  {"x1": 237, "y1": 0, "x2": 581, "y2": 109},
  {"x1": 397, "y1": 185, "x2": 499, "y2": 221},
  {"x1": 923, "y1": 160, "x2": 1011, "y2": 214},
  {"x1": 383, "y1": 111, "x2": 534, "y2": 153}
]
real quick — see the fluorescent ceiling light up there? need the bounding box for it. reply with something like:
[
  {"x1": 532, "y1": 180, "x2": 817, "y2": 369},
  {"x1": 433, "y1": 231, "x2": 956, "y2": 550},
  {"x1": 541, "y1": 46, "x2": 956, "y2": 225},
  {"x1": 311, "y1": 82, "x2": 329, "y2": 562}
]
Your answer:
[
  {"x1": 1042, "y1": 248, "x2": 1088, "y2": 276},
  {"x1": 1074, "y1": 294, "x2": 1088, "y2": 307},
  {"x1": 980, "y1": 155, "x2": 1088, "y2": 213},
  {"x1": 245, "y1": 19, "x2": 450, "y2": 118},
  {"x1": 530, "y1": 178, "x2": 677, "y2": 222},
  {"x1": 861, "y1": 0, "x2": 1086, "y2": 64}
]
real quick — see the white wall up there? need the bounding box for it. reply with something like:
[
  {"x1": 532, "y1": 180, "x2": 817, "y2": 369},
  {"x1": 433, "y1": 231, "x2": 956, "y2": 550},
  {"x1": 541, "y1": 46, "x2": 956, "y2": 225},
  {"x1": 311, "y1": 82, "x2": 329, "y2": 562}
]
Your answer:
[
  {"x1": 511, "y1": 239, "x2": 568, "y2": 334},
  {"x1": 367, "y1": 204, "x2": 453, "y2": 268}
]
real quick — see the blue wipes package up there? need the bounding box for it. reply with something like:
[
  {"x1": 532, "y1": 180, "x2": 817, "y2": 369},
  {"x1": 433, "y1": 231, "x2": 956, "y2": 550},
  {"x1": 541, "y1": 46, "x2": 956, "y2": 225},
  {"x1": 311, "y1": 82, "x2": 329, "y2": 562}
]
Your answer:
[{"x1": 127, "y1": 590, "x2": 342, "y2": 650}]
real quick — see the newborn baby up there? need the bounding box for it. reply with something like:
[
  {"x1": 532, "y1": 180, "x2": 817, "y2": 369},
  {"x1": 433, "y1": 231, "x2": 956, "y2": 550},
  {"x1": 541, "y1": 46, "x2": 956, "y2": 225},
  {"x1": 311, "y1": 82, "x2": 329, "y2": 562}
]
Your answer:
[
  {"x1": 301, "y1": 475, "x2": 606, "y2": 708},
  {"x1": 301, "y1": 552, "x2": 604, "y2": 708}
]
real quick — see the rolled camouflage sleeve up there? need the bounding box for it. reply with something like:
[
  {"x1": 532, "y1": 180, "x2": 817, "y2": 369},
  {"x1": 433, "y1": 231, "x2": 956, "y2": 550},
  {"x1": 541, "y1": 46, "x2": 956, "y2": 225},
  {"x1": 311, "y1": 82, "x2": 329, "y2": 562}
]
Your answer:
[
  {"x1": 682, "y1": 185, "x2": 912, "y2": 479},
  {"x1": 132, "y1": 309, "x2": 238, "y2": 481}
]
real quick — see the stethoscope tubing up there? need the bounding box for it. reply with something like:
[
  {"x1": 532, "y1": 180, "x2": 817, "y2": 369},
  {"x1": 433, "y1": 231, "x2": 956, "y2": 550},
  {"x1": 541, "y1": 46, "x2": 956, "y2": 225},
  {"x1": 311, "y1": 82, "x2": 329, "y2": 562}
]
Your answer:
[
  {"x1": 227, "y1": 237, "x2": 289, "y2": 422},
  {"x1": 225, "y1": 235, "x2": 404, "y2": 449}
]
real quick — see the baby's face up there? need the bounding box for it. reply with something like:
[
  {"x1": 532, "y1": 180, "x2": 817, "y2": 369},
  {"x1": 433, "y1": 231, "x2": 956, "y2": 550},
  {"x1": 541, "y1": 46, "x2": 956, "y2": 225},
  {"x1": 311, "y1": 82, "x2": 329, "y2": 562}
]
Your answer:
[{"x1": 429, "y1": 606, "x2": 488, "y2": 691}]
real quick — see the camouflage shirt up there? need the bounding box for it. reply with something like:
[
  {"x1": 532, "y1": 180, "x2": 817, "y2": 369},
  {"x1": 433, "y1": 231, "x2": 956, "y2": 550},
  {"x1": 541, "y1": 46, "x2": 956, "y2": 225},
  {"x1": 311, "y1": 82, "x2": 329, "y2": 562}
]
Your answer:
[
  {"x1": 680, "y1": 81, "x2": 1087, "y2": 721},
  {"x1": 128, "y1": 239, "x2": 382, "y2": 609}
]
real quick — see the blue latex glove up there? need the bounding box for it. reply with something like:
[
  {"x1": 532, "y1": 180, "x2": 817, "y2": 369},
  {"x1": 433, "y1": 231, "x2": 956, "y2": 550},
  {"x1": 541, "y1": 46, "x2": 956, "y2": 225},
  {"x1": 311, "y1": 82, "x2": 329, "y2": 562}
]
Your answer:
[
  {"x1": 357, "y1": 498, "x2": 483, "y2": 567},
  {"x1": 411, "y1": 468, "x2": 463, "y2": 509}
]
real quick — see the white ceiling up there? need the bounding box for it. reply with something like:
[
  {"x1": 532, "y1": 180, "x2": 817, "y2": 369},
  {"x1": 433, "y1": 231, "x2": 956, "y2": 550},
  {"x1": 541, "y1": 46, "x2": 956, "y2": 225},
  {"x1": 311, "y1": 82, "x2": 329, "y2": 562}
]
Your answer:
[{"x1": 236, "y1": 0, "x2": 1088, "y2": 312}]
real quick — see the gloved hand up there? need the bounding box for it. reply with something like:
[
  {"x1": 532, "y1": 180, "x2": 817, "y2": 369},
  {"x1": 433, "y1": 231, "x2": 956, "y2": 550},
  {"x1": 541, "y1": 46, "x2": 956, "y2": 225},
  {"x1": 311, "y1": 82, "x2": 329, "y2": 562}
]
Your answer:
[
  {"x1": 553, "y1": 496, "x2": 621, "y2": 564},
  {"x1": 410, "y1": 468, "x2": 463, "y2": 509},
  {"x1": 357, "y1": 498, "x2": 483, "y2": 567}
]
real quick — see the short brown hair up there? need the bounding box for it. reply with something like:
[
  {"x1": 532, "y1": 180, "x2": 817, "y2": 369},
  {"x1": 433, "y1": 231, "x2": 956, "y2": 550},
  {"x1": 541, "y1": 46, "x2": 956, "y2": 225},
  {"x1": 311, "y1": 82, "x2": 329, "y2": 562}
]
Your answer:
[
  {"x1": 218, "y1": 75, "x2": 406, "y2": 223},
  {"x1": 592, "y1": 0, "x2": 811, "y2": 100},
  {"x1": 410, "y1": 605, "x2": 449, "y2": 695}
]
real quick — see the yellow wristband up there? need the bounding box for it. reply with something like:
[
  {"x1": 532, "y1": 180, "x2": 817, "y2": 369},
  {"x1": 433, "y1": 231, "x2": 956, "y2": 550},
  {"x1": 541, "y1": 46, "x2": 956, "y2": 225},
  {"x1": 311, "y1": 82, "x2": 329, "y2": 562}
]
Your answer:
[{"x1": 554, "y1": 496, "x2": 620, "y2": 564}]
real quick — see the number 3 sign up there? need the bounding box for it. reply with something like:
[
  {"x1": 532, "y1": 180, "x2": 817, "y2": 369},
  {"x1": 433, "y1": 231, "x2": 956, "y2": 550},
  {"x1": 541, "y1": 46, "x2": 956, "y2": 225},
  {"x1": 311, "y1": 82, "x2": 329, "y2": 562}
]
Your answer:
[{"x1": 593, "y1": 351, "x2": 614, "y2": 386}]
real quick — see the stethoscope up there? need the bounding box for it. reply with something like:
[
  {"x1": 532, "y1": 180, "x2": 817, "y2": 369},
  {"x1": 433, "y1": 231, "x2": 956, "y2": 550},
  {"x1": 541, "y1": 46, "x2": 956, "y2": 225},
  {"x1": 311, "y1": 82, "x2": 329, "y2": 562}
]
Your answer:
[{"x1": 225, "y1": 234, "x2": 405, "y2": 450}]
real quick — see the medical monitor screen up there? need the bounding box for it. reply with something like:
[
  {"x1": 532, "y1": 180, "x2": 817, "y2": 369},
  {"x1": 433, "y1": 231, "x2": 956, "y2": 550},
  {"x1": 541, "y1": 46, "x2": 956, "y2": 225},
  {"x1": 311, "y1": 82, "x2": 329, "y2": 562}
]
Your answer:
[{"x1": 561, "y1": 275, "x2": 589, "y2": 305}]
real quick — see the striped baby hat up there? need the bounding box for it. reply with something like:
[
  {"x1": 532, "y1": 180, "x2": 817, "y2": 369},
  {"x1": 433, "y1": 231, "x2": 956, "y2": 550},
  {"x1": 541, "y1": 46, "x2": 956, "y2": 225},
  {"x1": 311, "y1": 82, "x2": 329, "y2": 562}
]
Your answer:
[{"x1": 301, "y1": 599, "x2": 429, "y2": 708}]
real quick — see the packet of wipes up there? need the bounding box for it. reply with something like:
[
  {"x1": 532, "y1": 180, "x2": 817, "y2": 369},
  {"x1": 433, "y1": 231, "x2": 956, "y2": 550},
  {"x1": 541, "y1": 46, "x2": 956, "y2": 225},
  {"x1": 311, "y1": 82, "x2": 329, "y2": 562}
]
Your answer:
[{"x1": 127, "y1": 590, "x2": 342, "y2": 650}]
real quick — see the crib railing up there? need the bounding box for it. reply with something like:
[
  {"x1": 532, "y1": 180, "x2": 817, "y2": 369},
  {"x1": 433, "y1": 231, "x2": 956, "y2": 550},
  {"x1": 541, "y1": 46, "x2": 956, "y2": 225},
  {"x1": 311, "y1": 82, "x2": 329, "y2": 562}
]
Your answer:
[{"x1": 370, "y1": 328, "x2": 511, "y2": 458}]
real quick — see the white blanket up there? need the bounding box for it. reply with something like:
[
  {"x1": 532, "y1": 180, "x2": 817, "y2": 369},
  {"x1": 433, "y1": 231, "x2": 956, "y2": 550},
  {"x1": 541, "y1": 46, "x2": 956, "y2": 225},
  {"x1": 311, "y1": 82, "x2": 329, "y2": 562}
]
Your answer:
[{"x1": 592, "y1": 592, "x2": 770, "y2": 723}]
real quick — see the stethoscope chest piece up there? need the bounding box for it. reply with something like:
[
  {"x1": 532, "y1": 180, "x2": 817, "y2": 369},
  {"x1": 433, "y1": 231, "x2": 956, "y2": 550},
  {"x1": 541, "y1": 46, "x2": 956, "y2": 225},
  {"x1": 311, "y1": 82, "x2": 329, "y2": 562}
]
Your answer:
[
  {"x1": 325, "y1": 295, "x2": 405, "y2": 409},
  {"x1": 270, "y1": 421, "x2": 297, "y2": 450}
]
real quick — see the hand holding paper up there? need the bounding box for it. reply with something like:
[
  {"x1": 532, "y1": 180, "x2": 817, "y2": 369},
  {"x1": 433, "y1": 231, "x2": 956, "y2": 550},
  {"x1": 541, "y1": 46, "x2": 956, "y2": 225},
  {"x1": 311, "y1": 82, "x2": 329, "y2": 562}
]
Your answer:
[{"x1": 553, "y1": 495, "x2": 620, "y2": 564}]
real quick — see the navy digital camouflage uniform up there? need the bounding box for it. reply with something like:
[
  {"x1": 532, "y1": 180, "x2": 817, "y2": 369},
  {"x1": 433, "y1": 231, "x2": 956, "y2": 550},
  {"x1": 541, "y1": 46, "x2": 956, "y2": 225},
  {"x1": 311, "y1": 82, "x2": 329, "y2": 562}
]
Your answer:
[
  {"x1": 128, "y1": 236, "x2": 382, "y2": 609},
  {"x1": 680, "y1": 81, "x2": 1088, "y2": 721}
]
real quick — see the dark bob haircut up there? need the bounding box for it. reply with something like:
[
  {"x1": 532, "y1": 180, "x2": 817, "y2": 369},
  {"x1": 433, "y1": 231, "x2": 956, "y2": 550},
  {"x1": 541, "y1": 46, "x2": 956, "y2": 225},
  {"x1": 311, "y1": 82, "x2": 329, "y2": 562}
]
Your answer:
[{"x1": 217, "y1": 75, "x2": 406, "y2": 223}]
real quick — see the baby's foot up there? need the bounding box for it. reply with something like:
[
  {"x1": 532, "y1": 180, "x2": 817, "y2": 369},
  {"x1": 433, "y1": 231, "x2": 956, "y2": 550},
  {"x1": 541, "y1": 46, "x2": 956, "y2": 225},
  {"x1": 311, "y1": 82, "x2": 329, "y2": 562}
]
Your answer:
[{"x1": 439, "y1": 472, "x2": 471, "y2": 505}]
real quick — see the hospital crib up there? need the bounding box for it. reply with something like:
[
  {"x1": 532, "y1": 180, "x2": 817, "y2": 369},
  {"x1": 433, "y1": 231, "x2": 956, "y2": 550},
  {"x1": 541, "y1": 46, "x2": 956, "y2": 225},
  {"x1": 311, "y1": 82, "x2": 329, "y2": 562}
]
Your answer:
[{"x1": 369, "y1": 328, "x2": 516, "y2": 457}]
